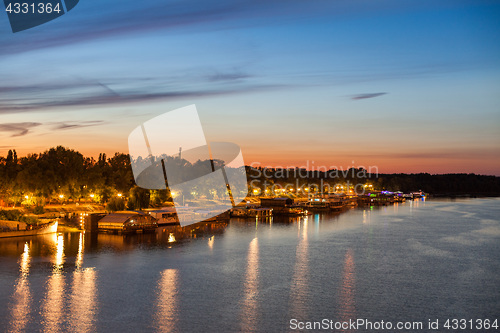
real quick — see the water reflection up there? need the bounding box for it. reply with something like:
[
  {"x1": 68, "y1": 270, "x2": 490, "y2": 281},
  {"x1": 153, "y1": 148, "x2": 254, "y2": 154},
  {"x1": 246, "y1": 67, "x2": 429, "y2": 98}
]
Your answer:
[
  {"x1": 8, "y1": 242, "x2": 32, "y2": 333},
  {"x1": 154, "y1": 269, "x2": 179, "y2": 332},
  {"x1": 41, "y1": 234, "x2": 65, "y2": 332},
  {"x1": 240, "y1": 238, "x2": 259, "y2": 331},
  {"x1": 208, "y1": 235, "x2": 214, "y2": 250},
  {"x1": 338, "y1": 248, "x2": 356, "y2": 331},
  {"x1": 289, "y1": 218, "x2": 309, "y2": 319},
  {"x1": 76, "y1": 232, "x2": 84, "y2": 269},
  {"x1": 70, "y1": 233, "x2": 97, "y2": 333}
]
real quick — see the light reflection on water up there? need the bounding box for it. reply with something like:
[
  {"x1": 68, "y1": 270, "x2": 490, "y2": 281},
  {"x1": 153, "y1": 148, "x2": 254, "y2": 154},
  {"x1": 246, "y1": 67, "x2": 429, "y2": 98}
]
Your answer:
[
  {"x1": 41, "y1": 234, "x2": 65, "y2": 333},
  {"x1": 70, "y1": 232, "x2": 97, "y2": 333},
  {"x1": 0, "y1": 199, "x2": 499, "y2": 332},
  {"x1": 154, "y1": 269, "x2": 179, "y2": 333},
  {"x1": 288, "y1": 218, "x2": 309, "y2": 320},
  {"x1": 240, "y1": 237, "x2": 259, "y2": 331},
  {"x1": 8, "y1": 242, "x2": 31, "y2": 333},
  {"x1": 338, "y1": 248, "x2": 356, "y2": 332}
]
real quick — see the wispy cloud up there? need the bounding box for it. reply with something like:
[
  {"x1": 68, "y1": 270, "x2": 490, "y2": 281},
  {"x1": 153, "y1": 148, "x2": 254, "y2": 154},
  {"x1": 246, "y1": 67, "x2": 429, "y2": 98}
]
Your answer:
[
  {"x1": 0, "y1": 0, "x2": 378, "y2": 56},
  {"x1": 351, "y1": 92, "x2": 387, "y2": 100},
  {"x1": 0, "y1": 120, "x2": 107, "y2": 137},
  {"x1": 0, "y1": 122, "x2": 42, "y2": 137},
  {"x1": 51, "y1": 120, "x2": 106, "y2": 130},
  {"x1": 0, "y1": 77, "x2": 284, "y2": 114}
]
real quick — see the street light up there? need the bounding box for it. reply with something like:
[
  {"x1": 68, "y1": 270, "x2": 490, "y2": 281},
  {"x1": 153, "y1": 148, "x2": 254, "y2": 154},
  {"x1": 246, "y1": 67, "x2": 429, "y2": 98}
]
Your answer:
[
  {"x1": 90, "y1": 194, "x2": 95, "y2": 198},
  {"x1": 59, "y1": 194, "x2": 64, "y2": 199},
  {"x1": 117, "y1": 193, "x2": 122, "y2": 197}
]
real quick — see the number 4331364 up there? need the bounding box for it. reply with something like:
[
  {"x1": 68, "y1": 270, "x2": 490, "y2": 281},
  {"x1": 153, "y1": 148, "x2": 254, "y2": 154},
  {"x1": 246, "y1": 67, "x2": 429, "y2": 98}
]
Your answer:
[
  {"x1": 6, "y1": 2, "x2": 62, "y2": 14},
  {"x1": 444, "y1": 319, "x2": 498, "y2": 330}
]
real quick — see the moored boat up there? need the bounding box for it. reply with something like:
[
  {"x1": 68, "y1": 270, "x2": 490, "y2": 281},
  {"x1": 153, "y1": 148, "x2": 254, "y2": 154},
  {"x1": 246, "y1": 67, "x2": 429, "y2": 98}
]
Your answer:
[{"x1": 0, "y1": 220, "x2": 58, "y2": 238}]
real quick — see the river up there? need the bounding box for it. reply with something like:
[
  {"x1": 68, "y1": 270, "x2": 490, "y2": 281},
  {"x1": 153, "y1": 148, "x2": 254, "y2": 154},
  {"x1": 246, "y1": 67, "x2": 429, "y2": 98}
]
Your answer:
[{"x1": 0, "y1": 198, "x2": 499, "y2": 332}]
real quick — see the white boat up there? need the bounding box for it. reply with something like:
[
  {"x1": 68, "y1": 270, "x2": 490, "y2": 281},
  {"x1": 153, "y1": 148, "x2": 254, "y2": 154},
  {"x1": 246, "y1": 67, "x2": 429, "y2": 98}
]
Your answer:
[{"x1": 0, "y1": 221, "x2": 58, "y2": 238}]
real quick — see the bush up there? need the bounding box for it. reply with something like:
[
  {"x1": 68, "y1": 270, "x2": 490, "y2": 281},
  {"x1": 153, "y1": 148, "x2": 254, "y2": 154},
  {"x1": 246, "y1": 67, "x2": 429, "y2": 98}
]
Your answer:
[
  {"x1": 20, "y1": 216, "x2": 38, "y2": 225},
  {"x1": 0, "y1": 209, "x2": 23, "y2": 221},
  {"x1": 106, "y1": 197, "x2": 125, "y2": 211},
  {"x1": 33, "y1": 206, "x2": 45, "y2": 215}
]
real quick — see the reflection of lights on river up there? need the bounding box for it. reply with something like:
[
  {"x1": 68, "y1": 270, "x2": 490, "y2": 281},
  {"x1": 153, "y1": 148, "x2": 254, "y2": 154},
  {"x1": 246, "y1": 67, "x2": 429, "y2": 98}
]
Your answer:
[
  {"x1": 154, "y1": 269, "x2": 179, "y2": 332},
  {"x1": 42, "y1": 234, "x2": 65, "y2": 332},
  {"x1": 55, "y1": 234, "x2": 64, "y2": 269},
  {"x1": 76, "y1": 232, "x2": 84, "y2": 269},
  {"x1": 240, "y1": 238, "x2": 259, "y2": 331},
  {"x1": 168, "y1": 233, "x2": 176, "y2": 243},
  {"x1": 20, "y1": 242, "x2": 30, "y2": 275},
  {"x1": 289, "y1": 218, "x2": 309, "y2": 319},
  {"x1": 8, "y1": 242, "x2": 32, "y2": 333},
  {"x1": 70, "y1": 267, "x2": 97, "y2": 332},
  {"x1": 8, "y1": 243, "x2": 31, "y2": 332},
  {"x1": 338, "y1": 248, "x2": 356, "y2": 331},
  {"x1": 208, "y1": 236, "x2": 214, "y2": 250}
]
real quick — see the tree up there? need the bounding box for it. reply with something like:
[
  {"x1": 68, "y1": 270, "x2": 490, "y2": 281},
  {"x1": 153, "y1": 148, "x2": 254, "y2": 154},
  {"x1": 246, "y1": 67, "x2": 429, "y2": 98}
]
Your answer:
[{"x1": 128, "y1": 186, "x2": 150, "y2": 210}]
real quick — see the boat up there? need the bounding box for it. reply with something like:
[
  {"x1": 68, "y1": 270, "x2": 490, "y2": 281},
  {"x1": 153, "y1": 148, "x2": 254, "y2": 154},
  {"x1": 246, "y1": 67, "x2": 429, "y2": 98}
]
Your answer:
[
  {"x1": 259, "y1": 198, "x2": 308, "y2": 216},
  {"x1": 0, "y1": 220, "x2": 58, "y2": 238},
  {"x1": 98, "y1": 212, "x2": 157, "y2": 233},
  {"x1": 148, "y1": 208, "x2": 180, "y2": 226},
  {"x1": 231, "y1": 207, "x2": 273, "y2": 218},
  {"x1": 303, "y1": 199, "x2": 329, "y2": 211}
]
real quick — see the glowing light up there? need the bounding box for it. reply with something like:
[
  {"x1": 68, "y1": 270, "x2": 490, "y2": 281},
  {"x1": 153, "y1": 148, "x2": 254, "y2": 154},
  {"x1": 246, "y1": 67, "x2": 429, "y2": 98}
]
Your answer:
[
  {"x1": 117, "y1": 193, "x2": 122, "y2": 197},
  {"x1": 24, "y1": 195, "x2": 29, "y2": 200},
  {"x1": 89, "y1": 194, "x2": 95, "y2": 198},
  {"x1": 168, "y1": 233, "x2": 176, "y2": 243},
  {"x1": 59, "y1": 194, "x2": 64, "y2": 199}
]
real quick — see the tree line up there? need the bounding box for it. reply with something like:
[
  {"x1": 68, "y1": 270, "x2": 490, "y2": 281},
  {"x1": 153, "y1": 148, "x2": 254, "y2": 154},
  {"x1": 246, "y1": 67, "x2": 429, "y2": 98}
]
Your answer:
[
  {"x1": 1, "y1": 146, "x2": 498, "y2": 211},
  {"x1": 0, "y1": 146, "x2": 162, "y2": 210}
]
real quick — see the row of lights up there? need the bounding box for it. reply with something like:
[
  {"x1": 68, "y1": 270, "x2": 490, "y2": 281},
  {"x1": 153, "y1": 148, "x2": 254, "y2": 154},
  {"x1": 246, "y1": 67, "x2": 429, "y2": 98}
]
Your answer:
[{"x1": 24, "y1": 192, "x2": 124, "y2": 201}]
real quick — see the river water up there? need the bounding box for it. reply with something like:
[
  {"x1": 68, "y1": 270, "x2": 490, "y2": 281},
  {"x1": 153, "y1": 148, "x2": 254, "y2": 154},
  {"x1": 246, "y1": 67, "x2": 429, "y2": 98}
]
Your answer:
[{"x1": 0, "y1": 198, "x2": 499, "y2": 332}]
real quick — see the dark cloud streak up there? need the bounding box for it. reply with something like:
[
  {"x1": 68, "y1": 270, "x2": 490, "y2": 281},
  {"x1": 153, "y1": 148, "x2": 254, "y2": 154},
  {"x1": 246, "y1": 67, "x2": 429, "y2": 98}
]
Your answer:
[
  {"x1": 351, "y1": 92, "x2": 387, "y2": 100},
  {"x1": 51, "y1": 120, "x2": 106, "y2": 130},
  {"x1": 0, "y1": 79, "x2": 285, "y2": 114},
  {"x1": 0, "y1": 122, "x2": 42, "y2": 137}
]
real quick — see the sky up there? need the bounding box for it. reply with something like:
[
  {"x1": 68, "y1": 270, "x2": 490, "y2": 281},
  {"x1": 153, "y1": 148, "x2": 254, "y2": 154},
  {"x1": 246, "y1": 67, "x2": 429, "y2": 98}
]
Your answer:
[{"x1": 0, "y1": 0, "x2": 499, "y2": 175}]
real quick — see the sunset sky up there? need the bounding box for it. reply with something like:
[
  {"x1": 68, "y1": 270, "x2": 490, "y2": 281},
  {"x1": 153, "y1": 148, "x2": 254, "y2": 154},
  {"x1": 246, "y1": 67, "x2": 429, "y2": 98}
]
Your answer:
[{"x1": 0, "y1": 0, "x2": 499, "y2": 175}]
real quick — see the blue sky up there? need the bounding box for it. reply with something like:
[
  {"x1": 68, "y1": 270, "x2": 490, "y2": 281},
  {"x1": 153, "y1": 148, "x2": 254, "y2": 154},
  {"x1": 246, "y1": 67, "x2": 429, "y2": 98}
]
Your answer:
[{"x1": 0, "y1": 0, "x2": 499, "y2": 174}]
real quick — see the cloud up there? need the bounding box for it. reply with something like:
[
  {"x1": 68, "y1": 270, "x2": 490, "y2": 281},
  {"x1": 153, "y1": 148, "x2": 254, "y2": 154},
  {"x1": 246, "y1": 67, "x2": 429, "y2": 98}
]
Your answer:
[
  {"x1": 0, "y1": 120, "x2": 107, "y2": 137},
  {"x1": 0, "y1": 0, "x2": 375, "y2": 56},
  {"x1": 51, "y1": 120, "x2": 106, "y2": 130},
  {"x1": 351, "y1": 92, "x2": 387, "y2": 100},
  {"x1": 0, "y1": 122, "x2": 42, "y2": 137},
  {"x1": 207, "y1": 72, "x2": 252, "y2": 82},
  {"x1": 0, "y1": 78, "x2": 284, "y2": 114}
]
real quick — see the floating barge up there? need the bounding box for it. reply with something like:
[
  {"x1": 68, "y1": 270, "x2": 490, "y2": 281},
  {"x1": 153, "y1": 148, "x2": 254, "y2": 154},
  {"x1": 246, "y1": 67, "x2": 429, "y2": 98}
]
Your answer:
[
  {"x1": 230, "y1": 206, "x2": 273, "y2": 218},
  {"x1": 260, "y1": 198, "x2": 308, "y2": 215},
  {"x1": 97, "y1": 211, "x2": 157, "y2": 234}
]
